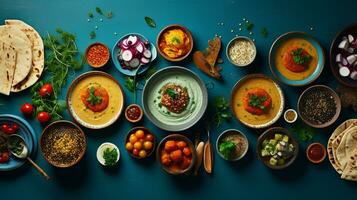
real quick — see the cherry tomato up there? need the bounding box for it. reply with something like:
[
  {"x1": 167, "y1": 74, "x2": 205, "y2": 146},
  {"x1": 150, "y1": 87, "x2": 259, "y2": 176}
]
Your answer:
[
  {"x1": 125, "y1": 142, "x2": 134, "y2": 151},
  {"x1": 135, "y1": 130, "x2": 145, "y2": 139},
  {"x1": 139, "y1": 150, "x2": 147, "y2": 158},
  {"x1": 37, "y1": 111, "x2": 50, "y2": 123},
  {"x1": 6, "y1": 127, "x2": 16, "y2": 135},
  {"x1": 0, "y1": 152, "x2": 10, "y2": 163},
  {"x1": 143, "y1": 141, "x2": 153, "y2": 150},
  {"x1": 39, "y1": 83, "x2": 53, "y2": 97},
  {"x1": 132, "y1": 148, "x2": 139, "y2": 156},
  {"x1": 12, "y1": 123, "x2": 19, "y2": 132},
  {"x1": 133, "y1": 141, "x2": 142, "y2": 150},
  {"x1": 145, "y1": 134, "x2": 154, "y2": 141},
  {"x1": 1, "y1": 124, "x2": 9, "y2": 133},
  {"x1": 20, "y1": 103, "x2": 34, "y2": 115}
]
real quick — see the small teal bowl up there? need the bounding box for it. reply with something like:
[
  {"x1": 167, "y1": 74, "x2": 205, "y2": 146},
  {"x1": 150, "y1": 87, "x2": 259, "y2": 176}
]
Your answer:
[
  {"x1": 269, "y1": 32, "x2": 325, "y2": 86},
  {"x1": 0, "y1": 114, "x2": 37, "y2": 171},
  {"x1": 111, "y1": 33, "x2": 157, "y2": 76}
]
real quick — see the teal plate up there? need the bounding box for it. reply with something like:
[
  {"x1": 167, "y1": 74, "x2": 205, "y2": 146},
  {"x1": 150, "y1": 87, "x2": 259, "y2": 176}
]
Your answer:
[
  {"x1": 0, "y1": 114, "x2": 37, "y2": 171},
  {"x1": 111, "y1": 33, "x2": 157, "y2": 76},
  {"x1": 269, "y1": 32, "x2": 325, "y2": 86}
]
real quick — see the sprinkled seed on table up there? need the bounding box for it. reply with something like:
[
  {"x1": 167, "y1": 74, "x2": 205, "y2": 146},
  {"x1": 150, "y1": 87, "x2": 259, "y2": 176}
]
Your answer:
[
  {"x1": 243, "y1": 18, "x2": 246, "y2": 21},
  {"x1": 220, "y1": 22, "x2": 224, "y2": 26},
  {"x1": 310, "y1": 27, "x2": 314, "y2": 31},
  {"x1": 87, "y1": 19, "x2": 91, "y2": 22},
  {"x1": 239, "y1": 23, "x2": 242, "y2": 26},
  {"x1": 249, "y1": 32, "x2": 253, "y2": 35},
  {"x1": 235, "y1": 34, "x2": 239, "y2": 37},
  {"x1": 100, "y1": 18, "x2": 103, "y2": 22},
  {"x1": 219, "y1": 35, "x2": 222, "y2": 38},
  {"x1": 231, "y1": 29, "x2": 234, "y2": 33},
  {"x1": 246, "y1": 20, "x2": 249, "y2": 23},
  {"x1": 252, "y1": 39, "x2": 255, "y2": 42},
  {"x1": 95, "y1": 26, "x2": 98, "y2": 30},
  {"x1": 114, "y1": 32, "x2": 117, "y2": 35},
  {"x1": 239, "y1": 28, "x2": 242, "y2": 31}
]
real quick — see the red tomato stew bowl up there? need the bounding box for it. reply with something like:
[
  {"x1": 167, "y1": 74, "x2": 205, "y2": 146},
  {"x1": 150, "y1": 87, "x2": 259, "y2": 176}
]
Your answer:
[
  {"x1": 330, "y1": 24, "x2": 357, "y2": 88},
  {"x1": 66, "y1": 71, "x2": 125, "y2": 129},
  {"x1": 124, "y1": 127, "x2": 156, "y2": 159},
  {"x1": 156, "y1": 134, "x2": 196, "y2": 175}
]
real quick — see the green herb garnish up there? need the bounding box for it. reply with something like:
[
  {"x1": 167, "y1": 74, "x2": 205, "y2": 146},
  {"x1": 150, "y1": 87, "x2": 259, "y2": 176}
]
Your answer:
[
  {"x1": 166, "y1": 88, "x2": 178, "y2": 100},
  {"x1": 212, "y1": 96, "x2": 232, "y2": 127},
  {"x1": 249, "y1": 95, "x2": 267, "y2": 110},
  {"x1": 124, "y1": 77, "x2": 135, "y2": 92},
  {"x1": 260, "y1": 27, "x2": 268, "y2": 38},
  {"x1": 86, "y1": 87, "x2": 102, "y2": 105},
  {"x1": 95, "y1": 7, "x2": 103, "y2": 15},
  {"x1": 219, "y1": 141, "x2": 236, "y2": 159},
  {"x1": 89, "y1": 31, "x2": 96, "y2": 39},
  {"x1": 31, "y1": 29, "x2": 83, "y2": 121},
  {"x1": 291, "y1": 123, "x2": 315, "y2": 142},
  {"x1": 106, "y1": 11, "x2": 113, "y2": 19},
  {"x1": 8, "y1": 137, "x2": 24, "y2": 156},
  {"x1": 171, "y1": 37, "x2": 181, "y2": 44},
  {"x1": 245, "y1": 21, "x2": 254, "y2": 31},
  {"x1": 291, "y1": 48, "x2": 312, "y2": 65},
  {"x1": 88, "y1": 12, "x2": 94, "y2": 18},
  {"x1": 144, "y1": 16, "x2": 156, "y2": 28},
  {"x1": 103, "y1": 148, "x2": 118, "y2": 167}
]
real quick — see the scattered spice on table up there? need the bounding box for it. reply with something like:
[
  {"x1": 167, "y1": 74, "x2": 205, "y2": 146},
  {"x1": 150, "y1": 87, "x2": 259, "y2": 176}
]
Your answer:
[{"x1": 299, "y1": 89, "x2": 337, "y2": 125}]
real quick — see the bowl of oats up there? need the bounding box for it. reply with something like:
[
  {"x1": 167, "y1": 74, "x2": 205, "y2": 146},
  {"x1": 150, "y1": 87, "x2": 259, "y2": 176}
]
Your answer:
[{"x1": 226, "y1": 36, "x2": 257, "y2": 67}]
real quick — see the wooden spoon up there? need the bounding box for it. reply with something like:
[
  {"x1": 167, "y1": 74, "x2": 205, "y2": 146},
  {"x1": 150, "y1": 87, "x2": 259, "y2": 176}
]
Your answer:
[{"x1": 203, "y1": 126, "x2": 213, "y2": 174}]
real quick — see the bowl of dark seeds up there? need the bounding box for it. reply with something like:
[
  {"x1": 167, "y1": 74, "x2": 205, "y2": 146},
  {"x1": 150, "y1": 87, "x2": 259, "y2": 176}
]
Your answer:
[{"x1": 297, "y1": 85, "x2": 341, "y2": 128}]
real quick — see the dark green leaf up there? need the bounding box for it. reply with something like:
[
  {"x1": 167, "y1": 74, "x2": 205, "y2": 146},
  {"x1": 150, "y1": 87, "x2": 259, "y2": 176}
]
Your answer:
[
  {"x1": 88, "y1": 12, "x2": 94, "y2": 18},
  {"x1": 144, "y1": 16, "x2": 156, "y2": 28},
  {"x1": 124, "y1": 77, "x2": 135, "y2": 92},
  {"x1": 95, "y1": 7, "x2": 103, "y2": 15},
  {"x1": 260, "y1": 27, "x2": 268, "y2": 38},
  {"x1": 89, "y1": 31, "x2": 96, "y2": 39}
]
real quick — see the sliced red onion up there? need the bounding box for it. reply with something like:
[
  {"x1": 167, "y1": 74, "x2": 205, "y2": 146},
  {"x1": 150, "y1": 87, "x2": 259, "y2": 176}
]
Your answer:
[
  {"x1": 350, "y1": 71, "x2": 357, "y2": 80},
  {"x1": 348, "y1": 35, "x2": 355, "y2": 43},
  {"x1": 336, "y1": 53, "x2": 342, "y2": 63},
  {"x1": 339, "y1": 39, "x2": 349, "y2": 50},
  {"x1": 339, "y1": 66, "x2": 350, "y2": 77},
  {"x1": 136, "y1": 43, "x2": 144, "y2": 53},
  {"x1": 140, "y1": 57, "x2": 150, "y2": 64},
  {"x1": 347, "y1": 55, "x2": 357, "y2": 65},
  {"x1": 347, "y1": 47, "x2": 355, "y2": 54},
  {"x1": 123, "y1": 38, "x2": 129, "y2": 47},
  {"x1": 352, "y1": 40, "x2": 357, "y2": 47},
  {"x1": 127, "y1": 35, "x2": 138, "y2": 46},
  {"x1": 338, "y1": 63, "x2": 345, "y2": 68},
  {"x1": 342, "y1": 57, "x2": 349, "y2": 66},
  {"x1": 143, "y1": 49, "x2": 152, "y2": 59}
]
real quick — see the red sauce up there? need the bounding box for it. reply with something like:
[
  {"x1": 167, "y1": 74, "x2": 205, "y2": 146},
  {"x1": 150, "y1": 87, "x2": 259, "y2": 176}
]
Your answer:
[
  {"x1": 283, "y1": 47, "x2": 310, "y2": 72},
  {"x1": 80, "y1": 87, "x2": 109, "y2": 112},
  {"x1": 308, "y1": 143, "x2": 325, "y2": 162},
  {"x1": 86, "y1": 43, "x2": 109, "y2": 67},
  {"x1": 243, "y1": 88, "x2": 272, "y2": 115},
  {"x1": 126, "y1": 105, "x2": 142, "y2": 121}
]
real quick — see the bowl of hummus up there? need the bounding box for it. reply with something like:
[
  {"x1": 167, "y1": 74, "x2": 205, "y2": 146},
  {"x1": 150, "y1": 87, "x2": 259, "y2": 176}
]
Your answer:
[
  {"x1": 66, "y1": 71, "x2": 125, "y2": 129},
  {"x1": 142, "y1": 66, "x2": 207, "y2": 131}
]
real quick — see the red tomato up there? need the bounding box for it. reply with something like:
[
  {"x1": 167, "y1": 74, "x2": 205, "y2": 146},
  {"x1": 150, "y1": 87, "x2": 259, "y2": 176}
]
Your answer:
[
  {"x1": 39, "y1": 83, "x2": 53, "y2": 97},
  {"x1": 37, "y1": 112, "x2": 50, "y2": 123},
  {"x1": 20, "y1": 103, "x2": 34, "y2": 115},
  {"x1": 1, "y1": 124, "x2": 9, "y2": 133},
  {"x1": 0, "y1": 152, "x2": 10, "y2": 163},
  {"x1": 12, "y1": 123, "x2": 19, "y2": 131},
  {"x1": 5, "y1": 127, "x2": 16, "y2": 135}
]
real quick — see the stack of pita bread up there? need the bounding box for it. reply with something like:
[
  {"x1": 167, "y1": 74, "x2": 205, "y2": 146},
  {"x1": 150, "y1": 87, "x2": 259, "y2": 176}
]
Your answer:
[
  {"x1": 328, "y1": 119, "x2": 357, "y2": 181},
  {"x1": 0, "y1": 19, "x2": 44, "y2": 95}
]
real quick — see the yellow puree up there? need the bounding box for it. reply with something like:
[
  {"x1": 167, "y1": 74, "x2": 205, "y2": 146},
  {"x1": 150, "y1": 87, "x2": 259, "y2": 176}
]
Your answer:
[
  {"x1": 275, "y1": 38, "x2": 318, "y2": 80},
  {"x1": 232, "y1": 77, "x2": 282, "y2": 125},
  {"x1": 161, "y1": 29, "x2": 190, "y2": 58},
  {"x1": 71, "y1": 75, "x2": 123, "y2": 125}
]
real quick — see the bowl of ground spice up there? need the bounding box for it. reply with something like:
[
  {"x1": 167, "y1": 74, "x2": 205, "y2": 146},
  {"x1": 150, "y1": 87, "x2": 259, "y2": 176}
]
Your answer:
[
  {"x1": 85, "y1": 42, "x2": 110, "y2": 68},
  {"x1": 40, "y1": 120, "x2": 86, "y2": 168},
  {"x1": 298, "y1": 85, "x2": 341, "y2": 128}
]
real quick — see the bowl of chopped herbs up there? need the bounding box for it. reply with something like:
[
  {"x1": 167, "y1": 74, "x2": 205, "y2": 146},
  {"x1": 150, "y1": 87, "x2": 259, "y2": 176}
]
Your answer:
[
  {"x1": 96, "y1": 142, "x2": 120, "y2": 167},
  {"x1": 216, "y1": 129, "x2": 249, "y2": 161}
]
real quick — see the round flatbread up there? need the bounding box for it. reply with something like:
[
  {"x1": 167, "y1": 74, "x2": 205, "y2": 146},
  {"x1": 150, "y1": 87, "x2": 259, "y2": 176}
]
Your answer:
[
  {"x1": 0, "y1": 25, "x2": 32, "y2": 86},
  {"x1": 5, "y1": 20, "x2": 44, "y2": 92},
  {"x1": 0, "y1": 42, "x2": 17, "y2": 95},
  {"x1": 336, "y1": 126, "x2": 357, "y2": 170},
  {"x1": 328, "y1": 119, "x2": 357, "y2": 174},
  {"x1": 341, "y1": 151, "x2": 357, "y2": 181}
]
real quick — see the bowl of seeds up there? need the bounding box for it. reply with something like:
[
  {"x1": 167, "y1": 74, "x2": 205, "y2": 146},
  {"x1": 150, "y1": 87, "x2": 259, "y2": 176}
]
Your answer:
[
  {"x1": 40, "y1": 120, "x2": 86, "y2": 168},
  {"x1": 226, "y1": 36, "x2": 256, "y2": 67},
  {"x1": 297, "y1": 85, "x2": 341, "y2": 128}
]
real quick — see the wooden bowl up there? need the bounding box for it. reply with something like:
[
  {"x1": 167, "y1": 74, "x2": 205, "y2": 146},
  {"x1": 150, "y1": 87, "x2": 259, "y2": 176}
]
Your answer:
[
  {"x1": 156, "y1": 134, "x2": 196, "y2": 175},
  {"x1": 40, "y1": 120, "x2": 86, "y2": 168},
  {"x1": 156, "y1": 24, "x2": 193, "y2": 62},
  {"x1": 256, "y1": 127, "x2": 299, "y2": 170},
  {"x1": 330, "y1": 24, "x2": 357, "y2": 88},
  {"x1": 85, "y1": 42, "x2": 110, "y2": 68},
  {"x1": 297, "y1": 85, "x2": 341, "y2": 128},
  {"x1": 125, "y1": 127, "x2": 156, "y2": 159}
]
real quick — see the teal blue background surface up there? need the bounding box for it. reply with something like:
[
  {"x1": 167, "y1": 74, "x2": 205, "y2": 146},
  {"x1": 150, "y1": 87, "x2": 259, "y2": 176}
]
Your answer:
[{"x1": 0, "y1": 0, "x2": 356, "y2": 199}]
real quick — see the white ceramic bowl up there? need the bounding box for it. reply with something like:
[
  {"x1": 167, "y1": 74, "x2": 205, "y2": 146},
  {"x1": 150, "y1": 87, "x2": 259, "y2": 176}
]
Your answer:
[{"x1": 96, "y1": 142, "x2": 120, "y2": 166}]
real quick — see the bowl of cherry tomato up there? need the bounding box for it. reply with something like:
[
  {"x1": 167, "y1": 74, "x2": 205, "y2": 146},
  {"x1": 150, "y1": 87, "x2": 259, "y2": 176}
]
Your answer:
[
  {"x1": 125, "y1": 127, "x2": 155, "y2": 159},
  {"x1": 156, "y1": 134, "x2": 196, "y2": 175}
]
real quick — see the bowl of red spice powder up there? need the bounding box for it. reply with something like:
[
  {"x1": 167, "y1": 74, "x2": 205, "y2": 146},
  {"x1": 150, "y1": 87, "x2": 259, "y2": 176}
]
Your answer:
[{"x1": 85, "y1": 42, "x2": 110, "y2": 68}]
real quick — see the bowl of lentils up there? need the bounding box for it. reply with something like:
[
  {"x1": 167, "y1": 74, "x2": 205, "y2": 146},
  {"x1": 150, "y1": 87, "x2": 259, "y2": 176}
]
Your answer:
[{"x1": 297, "y1": 85, "x2": 341, "y2": 128}]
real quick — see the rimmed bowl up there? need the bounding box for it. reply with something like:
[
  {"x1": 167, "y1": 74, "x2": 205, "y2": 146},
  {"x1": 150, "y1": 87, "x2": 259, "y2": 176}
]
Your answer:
[
  {"x1": 226, "y1": 36, "x2": 256, "y2": 67},
  {"x1": 125, "y1": 126, "x2": 156, "y2": 159},
  {"x1": 216, "y1": 129, "x2": 249, "y2": 161},
  {"x1": 269, "y1": 31, "x2": 325, "y2": 86}
]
